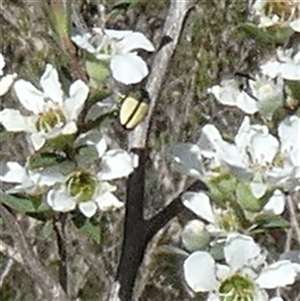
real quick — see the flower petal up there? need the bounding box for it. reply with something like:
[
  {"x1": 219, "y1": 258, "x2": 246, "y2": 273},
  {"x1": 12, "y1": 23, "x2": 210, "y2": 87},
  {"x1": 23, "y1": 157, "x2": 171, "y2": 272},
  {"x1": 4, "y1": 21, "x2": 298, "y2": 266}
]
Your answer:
[
  {"x1": 170, "y1": 143, "x2": 203, "y2": 178},
  {"x1": 250, "y1": 179, "x2": 267, "y2": 199},
  {"x1": 236, "y1": 91, "x2": 259, "y2": 114},
  {"x1": 225, "y1": 233, "x2": 263, "y2": 270},
  {"x1": 119, "y1": 32, "x2": 155, "y2": 53},
  {"x1": 0, "y1": 53, "x2": 5, "y2": 74},
  {"x1": 79, "y1": 201, "x2": 97, "y2": 218},
  {"x1": 95, "y1": 137, "x2": 107, "y2": 158},
  {"x1": 183, "y1": 251, "x2": 219, "y2": 292},
  {"x1": 279, "y1": 115, "x2": 300, "y2": 167},
  {"x1": 63, "y1": 79, "x2": 89, "y2": 120},
  {"x1": 264, "y1": 189, "x2": 285, "y2": 215},
  {"x1": 250, "y1": 132, "x2": 279, "y2": 165},
  {"x1": 47, "y1": 186, "x2": 76, "y2": 212},
  {"x1": 279, "y1": 63, "x2": 300, "y2": 81},
  {"x1": 182, "y1": 192, "x2": 215, "y2": 224},
  {"x1": 104, "y1": 29, "x2": 133, "y2": 40},
  {"x1": 98, "y1": 149, "x2": 134, "y2": 180},
  {"x1": 290, "y1": 19, "x2": 300, "y2": 32},
  {"x1": 0, "y1": 109, "x2": 36, "y2": 132},
  {"x1": 0, "y1": 161, "x2": 27, "y2": 183},
  {"x1": 30, "y1": 132, "x2": 46, "y2": 151},
  {"x1": 40, "y1": 64, "x2": 64, "y2": 105},
  {"x1": 270, "y1": 297, "x2": 284, "y2": 301},
  {"x1": 0, "y1": 73, "x2": 17, "y2": 96},
  {"x1": 95, "y1": 191, "x2": 123, "y2": 211},
  {"x1": 14, "y1": 79, "x2": 45, "y2": 114},
  {"x1": 71, "y1": 30, "x2": 96, "y2": 53},
  {"x1": 110, "y1": 53, "x2": 149, "y2": 85},
  {"x1": 256, "y1": 260, "x2": 300, "y2": 289},
  {"x1": 61, "y1": 121, "x2": 77, "y2": 135}
]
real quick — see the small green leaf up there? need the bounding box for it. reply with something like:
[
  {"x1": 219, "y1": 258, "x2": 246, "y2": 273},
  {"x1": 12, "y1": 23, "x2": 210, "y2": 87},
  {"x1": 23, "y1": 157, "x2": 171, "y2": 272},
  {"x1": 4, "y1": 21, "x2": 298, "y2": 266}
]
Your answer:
[
  {"x1": 80, "y1": 219, "x2": 102, "y2": 244},
  {"x1": 86, "y1": 59, "x2": 110, "y2": 87},
  {"x1": 0, "y1": 192, "x2": 36, "y2": 213},
  {"x1": 251, "y1": 213, "x2": 290, "y2": 232},
  {"x1": 233, "y1": 23, "x2": 274, "y2": 48},
  {"x1": 28, "y1": 152, "x2": 66, "y2": 170},
  {"x1": 236, "y1": 182, "x2": 263, "y2": 212},
  {"x1": 155, "y1": 245, "x2": 189, "y2": 257},
  {"x1": 0, "y1": 131, "x2": 14, "y2": 144},
  {"x1": 42, "y1": 220, "x2": 54, "y2": 237},
  {"x1": 210, "y1": 242, "x2": 225, "y2": 261},
  {"x1": 208, "y1": 173, "x2": 237, "y2": 204}
]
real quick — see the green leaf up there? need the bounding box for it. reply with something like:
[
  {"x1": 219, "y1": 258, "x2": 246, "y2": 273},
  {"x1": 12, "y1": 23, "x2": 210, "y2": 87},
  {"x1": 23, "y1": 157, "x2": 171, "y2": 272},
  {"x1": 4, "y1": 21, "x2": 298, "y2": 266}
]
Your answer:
[
  {"x1": 250, "y1": 213, "x2": 290, "y2": 232},
  {"x1": 236, "y1": 182, "x2": 263, "y2": 212},
  {"x1": 0, "y1": 192, "x2": 36, "y2": 213},
  {"x1": 208, "y1": 173, "x2": 237, "y2": 204},
  {"x1": 233, "y1": 23, "x2": 275, "y2": 48},
  {"x1": 86, "y1": 59, "x2": 110, "y2": 87},
  {"x1": 80, "y1": 219, "x2": 102, "y2": 244},
  {"x1": 28, "y1": 152, "x2": 66, "y2": 170},
  {"x1": 42, "y1": 220, "x2": 54, "y2": 237},
  {"x1": 155, "y1": 245, "x2": 189, "y2": 257},
  {"x1": 210, "y1": 242, "x2": 225, "y2": 261},
  {"x1": 75, "y1": 145, "x2": 99, "y2": 167},
  {"x1": 0, "y1": 131, "x2": 14, "y2": 144},
  {"x1": 286, "y1": 80, "x2": 300, "y2": 98}
]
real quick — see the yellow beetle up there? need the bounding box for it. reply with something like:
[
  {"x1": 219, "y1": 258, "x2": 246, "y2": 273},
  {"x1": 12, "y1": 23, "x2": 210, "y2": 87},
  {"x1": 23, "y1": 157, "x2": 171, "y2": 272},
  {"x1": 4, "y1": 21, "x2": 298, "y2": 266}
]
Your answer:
[{"x1": 119, "y1": 89, "x2": 150, "y2": 130}]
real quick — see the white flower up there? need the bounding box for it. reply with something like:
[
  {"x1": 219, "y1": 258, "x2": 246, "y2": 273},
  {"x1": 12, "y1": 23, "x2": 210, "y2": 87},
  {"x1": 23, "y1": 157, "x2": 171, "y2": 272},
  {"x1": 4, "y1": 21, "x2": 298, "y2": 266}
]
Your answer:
[
  {"x1": 250, "y1": 0, "x2": 300, "y2": 32},
  {"x1": 182, "y1": 192, "x2": 242, "y2": 234},
  {"x1": 261, "y1": 48, "x2": 300, "y2": 81},
  {"x1": 0, "y1": 64, "x2": 89, "y2": 150},
  {"x1": 0, "y1": 161, "x2": 65, "y2": 194},
  {"x1": 47, "y1": 137, "x2": 136, "y2": 217},
  {"x1": 208, "y1": 78, "x2": 259, "y2": 114},
  {"x1": 184, "y1": 233, "x2": 300, "y2": 301},
  {"x1": 208, "y1": 74, "x2": 283, "y2": 115},
  {"x1": 198, "y1": 117, "x2": 296, "y2": 198},
  {"x1": 169, "y1": 142, "x2": 222, "y2": 181},
  {"x1": 71, "y1": 28, "x2": 155, "y2": 84},
  {"x1": 0, "y1": 53, "x2": 17, "y2": 96}
]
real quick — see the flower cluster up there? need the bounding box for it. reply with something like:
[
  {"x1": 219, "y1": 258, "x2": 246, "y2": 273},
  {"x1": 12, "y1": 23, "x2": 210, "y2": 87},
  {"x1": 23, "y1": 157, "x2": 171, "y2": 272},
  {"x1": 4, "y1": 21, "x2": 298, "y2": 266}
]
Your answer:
[
  {"x1": 184, "y1": 234, "x2": 300, "y2": 301},
  {"x1": 0, "y1": 63, "x2": 137, "y2": 218},
  {"x1": 168, "y1": 4, "x2": 300, "y2": 300},
  {"x1": 0, "y1": 64, "x2": 89, "y2": 150},
  {"x1": 250, "y1": 0, "x2": 300, "y2": 32}
]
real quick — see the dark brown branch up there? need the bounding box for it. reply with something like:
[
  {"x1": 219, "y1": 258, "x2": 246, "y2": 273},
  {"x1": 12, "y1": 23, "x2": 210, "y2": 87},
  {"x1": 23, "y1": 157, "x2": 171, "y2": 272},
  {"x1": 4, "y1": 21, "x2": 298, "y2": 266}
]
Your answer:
[
  {"x1": 145, "y1": 180, "x2": 208, "y2": 243},
  {"x1": 0, "y1": 205, "x2": 70, "y2": 301},
  {"x1": 54, "y1": 214, "x2": 68, "y2": 293},
  {"x1": 116, "y1": 149, "x2": 148, "y2": 301},
  {"x1": 115, "y1": 1, "x2": 198, "y2": 300}
]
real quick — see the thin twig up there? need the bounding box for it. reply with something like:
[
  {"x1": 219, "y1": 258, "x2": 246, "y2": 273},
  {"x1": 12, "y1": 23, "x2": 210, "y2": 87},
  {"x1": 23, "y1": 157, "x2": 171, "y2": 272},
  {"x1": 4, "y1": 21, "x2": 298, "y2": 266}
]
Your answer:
[
  {"x1": 128, "y1": 0, "x2": 197, "y2": 149},
  {"x1": 0, "y1": 258, "x2": 14, "y2": 288},
  {"x1": 0, "y1": 239, "x2": 23, "y2": 264},
  {"x1": 53, "y1": 214, "x2": 68, "y2": 293},
  {"x1": 0, "y1": 2, "x2": 19, "y2": 31},
  {"x1": 0, "y1": 205, "x2": 71, "y2": 301},
  {"x1": 287, "y1": 194, "x2": 300, "y2": 245}
]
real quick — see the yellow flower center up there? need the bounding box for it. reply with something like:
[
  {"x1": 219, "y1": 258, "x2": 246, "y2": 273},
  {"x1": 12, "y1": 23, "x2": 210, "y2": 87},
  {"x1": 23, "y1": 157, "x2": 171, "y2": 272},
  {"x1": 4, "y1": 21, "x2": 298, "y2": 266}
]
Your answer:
[
  {"x1": 218, "y1": 208, "x2": 241, "y2": 232},
  {"x1": 264, "y1": 0, "x2": 299, "y2": 21},
  {"x1": 219, "y1": 274, "x2": 255, "y2": 301},
  {"x1": 66, "y1": 171, "x2": 98, "y2": 203},
  {"x1": 36, "y1": 108, "x2": 66, "y2": 133}
]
